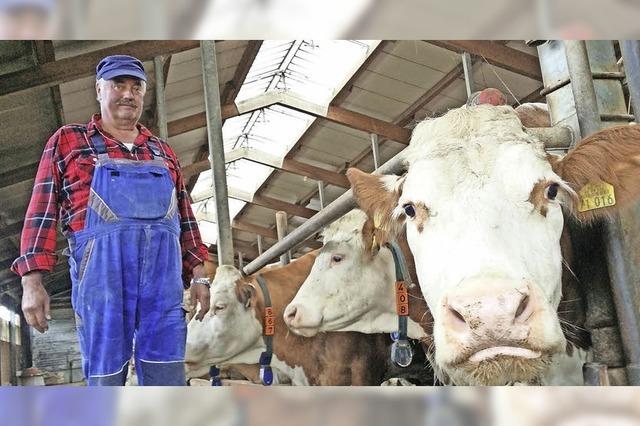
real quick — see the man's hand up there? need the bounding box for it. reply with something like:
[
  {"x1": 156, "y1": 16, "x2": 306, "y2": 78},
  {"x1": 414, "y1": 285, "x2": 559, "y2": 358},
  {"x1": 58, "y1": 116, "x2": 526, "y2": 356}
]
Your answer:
[
  {"x1": 21, "y1": 272, "x2": 50, "y2": 333},
  {"x1": 190, "y1": 263, "x2": 210, "y2": 321}
]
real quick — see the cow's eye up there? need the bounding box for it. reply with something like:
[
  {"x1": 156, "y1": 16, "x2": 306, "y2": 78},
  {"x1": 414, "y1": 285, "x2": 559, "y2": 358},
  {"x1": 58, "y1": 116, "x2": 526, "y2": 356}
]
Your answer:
[
  {"x1": 545, "y1": 183, "x2": 559, "y2": 201},
  {"x1": 403, "y1": 203, "x2": 416, "y2": 218},
  {"x1": 213, "y1": 304, "x2": 226, "y2": 314},
  {"x1": 331, "y1": 255, "x2": 343, "y2": 264}
]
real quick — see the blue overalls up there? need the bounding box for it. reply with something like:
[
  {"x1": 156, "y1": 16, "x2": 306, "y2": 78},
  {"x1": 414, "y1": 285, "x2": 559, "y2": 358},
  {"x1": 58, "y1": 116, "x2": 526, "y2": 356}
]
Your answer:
[{"x1": 68, "y1": 132, "x2": 186, "y2": 386}]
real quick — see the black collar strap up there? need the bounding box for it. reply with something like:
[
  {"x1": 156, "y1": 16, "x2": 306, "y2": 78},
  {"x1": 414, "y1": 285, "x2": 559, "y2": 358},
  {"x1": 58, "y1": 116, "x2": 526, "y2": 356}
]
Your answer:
[
  {"x1": 255, "y1": 274, "x2": 274, "y2": 386},
  {"x1": 387, "y1": 241, "x2": 414, "y2": 368}
]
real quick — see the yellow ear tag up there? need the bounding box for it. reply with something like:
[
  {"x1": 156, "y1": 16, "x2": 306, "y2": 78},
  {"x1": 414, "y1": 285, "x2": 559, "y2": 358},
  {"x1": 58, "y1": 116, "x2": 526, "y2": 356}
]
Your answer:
[
  {"x1": 373, "y1": 214, "x2": 382, "y2": 229},
  {"x1": 578, "y1": 181, "x2": 616, "y2": 212}
]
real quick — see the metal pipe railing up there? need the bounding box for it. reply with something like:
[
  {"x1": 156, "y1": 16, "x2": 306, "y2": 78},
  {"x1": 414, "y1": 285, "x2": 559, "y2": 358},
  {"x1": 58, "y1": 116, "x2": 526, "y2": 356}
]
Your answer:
[
  {"x1": 620, "y1": 40, "x2": 640, "y2": 123},
  {"x1": 201, "y1": 41, "x2": 234, "y2": 265},
  {"x1": 242, "y1": 125, "x2": 573, "y2": 276},
  {"x1": 242, "y1": 152, "x2": 405, "y2": 275},
  {"x1": 564, "y1": 40, "x2": 640, "y2": 385},
  {"x1": 564, "y1": 40, "x2": 603, "y2": 138},
  {"x1": 603, "y1": 214, "x2": 640, "y2": 385}
]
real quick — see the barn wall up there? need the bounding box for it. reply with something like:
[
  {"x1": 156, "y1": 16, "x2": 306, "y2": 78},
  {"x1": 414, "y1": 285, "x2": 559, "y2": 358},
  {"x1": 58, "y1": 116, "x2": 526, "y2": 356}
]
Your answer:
[
  {"x1": 0, "y1": 313, "x2": 20, "y2": 385},
  {"x1": 31, "y1": 308, "x2": 83, "y2": 384}
]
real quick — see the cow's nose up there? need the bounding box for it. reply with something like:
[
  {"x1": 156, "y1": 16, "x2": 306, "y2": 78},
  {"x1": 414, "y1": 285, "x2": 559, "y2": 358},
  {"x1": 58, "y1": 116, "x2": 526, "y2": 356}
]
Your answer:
[
  {"x1": 444, "y1": 282, "x2": 535, "y2": 339},
  {"x1": 283, "y1": 304, "x2": 300, "y2": 328}
]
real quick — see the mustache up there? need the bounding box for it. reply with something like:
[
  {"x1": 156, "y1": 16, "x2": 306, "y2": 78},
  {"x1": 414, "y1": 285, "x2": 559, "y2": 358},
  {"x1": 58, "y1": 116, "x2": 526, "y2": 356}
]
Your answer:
[{"x1": 116, "y1": 100, "x2": 138, "y2": 107}]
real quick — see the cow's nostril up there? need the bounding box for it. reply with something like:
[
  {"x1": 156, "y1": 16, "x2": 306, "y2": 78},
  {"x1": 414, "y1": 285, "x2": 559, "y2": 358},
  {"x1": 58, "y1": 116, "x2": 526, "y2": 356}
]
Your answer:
[
  {"x1": 515, "y1": 295, "x2": 530, "y2": 320},
  {"x1": 448, "y1": 306, "x2": 467, "y2": 326},
  {"x1": 285, "y1": 306, "x2": 298, "y2": 322}
]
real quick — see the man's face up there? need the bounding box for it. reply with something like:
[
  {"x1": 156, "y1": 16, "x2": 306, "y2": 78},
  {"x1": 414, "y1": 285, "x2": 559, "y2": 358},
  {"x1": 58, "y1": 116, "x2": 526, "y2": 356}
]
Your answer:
[{"x1": 96, "y1": 76, "x2": 146, "y2": 124}]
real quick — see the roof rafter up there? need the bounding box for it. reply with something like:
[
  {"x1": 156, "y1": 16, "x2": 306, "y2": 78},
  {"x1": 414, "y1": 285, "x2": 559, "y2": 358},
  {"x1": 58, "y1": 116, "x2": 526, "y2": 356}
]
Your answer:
[{"x1": 0, "y1": 41, "x2": 200, "y2": 97}]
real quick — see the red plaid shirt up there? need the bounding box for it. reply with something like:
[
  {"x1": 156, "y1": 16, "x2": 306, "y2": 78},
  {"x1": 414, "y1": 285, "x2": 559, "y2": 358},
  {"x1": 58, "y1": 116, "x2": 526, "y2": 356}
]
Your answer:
[{"x1": 12, "y1": 114, "x2": 208, "y2": 277}]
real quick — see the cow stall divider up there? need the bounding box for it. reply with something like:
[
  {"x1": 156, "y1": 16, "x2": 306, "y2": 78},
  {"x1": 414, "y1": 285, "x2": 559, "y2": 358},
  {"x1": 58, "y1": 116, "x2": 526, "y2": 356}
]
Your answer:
[{"x1": 539, "y1": 40, "x2": 640, "y2": 385}]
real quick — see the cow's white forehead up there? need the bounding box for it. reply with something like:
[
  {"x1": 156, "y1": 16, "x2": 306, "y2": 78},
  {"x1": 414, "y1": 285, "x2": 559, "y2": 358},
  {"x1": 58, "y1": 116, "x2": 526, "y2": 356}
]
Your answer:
[
  {"x1": 401, "y1": 105, "x2": 556, "y2": 204},
  {"x1": 321, "y1": 209, "x2": 367, "y2": 246},
  {"x1": 404, "y1": 105, "x2": 544, "y2": 165},
  {"x1": 212, "y1": 265, "x2": 243, "y2": 295}
]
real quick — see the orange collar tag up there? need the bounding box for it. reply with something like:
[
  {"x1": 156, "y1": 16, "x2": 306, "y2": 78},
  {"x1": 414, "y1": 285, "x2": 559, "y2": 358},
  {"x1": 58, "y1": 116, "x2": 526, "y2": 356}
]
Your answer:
[
  {"x1": 264, "y1": 307, "x2": 275, "y2": 336},
  {"x1": 395, "y1": 281, "x2": 409, "y2": 316}
]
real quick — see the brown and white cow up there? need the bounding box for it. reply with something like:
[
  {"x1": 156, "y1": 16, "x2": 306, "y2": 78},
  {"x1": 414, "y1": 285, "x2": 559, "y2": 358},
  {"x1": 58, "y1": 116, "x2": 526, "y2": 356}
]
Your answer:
[
  {"x1": 284, "y1": 209, "x2": 432, "y2": 342},
  {"x1": 284, "y1": 208, "x2": 591, "y2": 384},
  {"x1": 345, "y1": 105, "x2": 640, "y2": 385},
  {"x1": 184, "y1": 251, "x2": 392, "y2": 385}
]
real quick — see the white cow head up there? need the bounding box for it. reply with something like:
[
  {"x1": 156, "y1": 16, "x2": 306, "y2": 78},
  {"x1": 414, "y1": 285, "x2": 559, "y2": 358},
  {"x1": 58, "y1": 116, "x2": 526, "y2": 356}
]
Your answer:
[
  {"x1": 185, "y1": 265, "x2": 264, "y2": 378},
  {"x1": 348, "y1": 105, "x2": 640, "y2": 385},
  {"x1": 284, "y1": 209, "x2": 402, "y2": 337}
]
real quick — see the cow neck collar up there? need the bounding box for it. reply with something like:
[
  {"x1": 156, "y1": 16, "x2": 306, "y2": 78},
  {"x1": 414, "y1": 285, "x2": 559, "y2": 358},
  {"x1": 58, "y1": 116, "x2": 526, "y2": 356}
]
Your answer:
[
  {"x1": 255, "y1": 274, "x2": 275, "y2": 386},
  {"x1": 387, "y1": 241, "x2": 414, "y2": 368}
]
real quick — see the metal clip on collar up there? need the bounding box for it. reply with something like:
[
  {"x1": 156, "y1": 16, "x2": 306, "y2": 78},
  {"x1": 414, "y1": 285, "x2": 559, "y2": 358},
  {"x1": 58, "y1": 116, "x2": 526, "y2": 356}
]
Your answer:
[{"x1": 209, "y1": 365, "x2": 222, "y2": 386}]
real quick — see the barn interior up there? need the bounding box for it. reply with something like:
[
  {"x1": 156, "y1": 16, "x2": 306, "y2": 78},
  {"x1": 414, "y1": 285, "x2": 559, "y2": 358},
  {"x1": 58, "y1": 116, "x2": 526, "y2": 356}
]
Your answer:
[{"x1": 0, "y1": 40, "x2": 638, "y2": 386}]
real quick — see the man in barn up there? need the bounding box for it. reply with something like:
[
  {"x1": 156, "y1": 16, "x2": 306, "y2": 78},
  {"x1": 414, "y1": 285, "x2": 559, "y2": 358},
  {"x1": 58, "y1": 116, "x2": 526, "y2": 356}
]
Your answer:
[{"x1": 11, "y1": 55, "x2": 212, "y2": 385}]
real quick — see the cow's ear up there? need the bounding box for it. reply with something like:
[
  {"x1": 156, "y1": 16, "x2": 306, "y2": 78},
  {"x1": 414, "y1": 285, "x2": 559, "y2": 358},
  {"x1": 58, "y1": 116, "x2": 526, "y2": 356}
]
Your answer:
[
  {"x1": 235, "y1": 281, "x2": 257, "y2": 308},
  {"x1": 551, "y1": 125, "x2": 640, "y2": 223},
  {"x1": 347, "y1": 168, "x2": 405, "y2": 248}
]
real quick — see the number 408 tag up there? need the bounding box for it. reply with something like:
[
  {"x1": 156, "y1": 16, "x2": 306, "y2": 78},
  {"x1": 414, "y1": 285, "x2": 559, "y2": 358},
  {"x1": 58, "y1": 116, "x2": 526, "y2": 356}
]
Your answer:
[{"x1": 578, "y1": 181, "x2": 616, "y2": 212}]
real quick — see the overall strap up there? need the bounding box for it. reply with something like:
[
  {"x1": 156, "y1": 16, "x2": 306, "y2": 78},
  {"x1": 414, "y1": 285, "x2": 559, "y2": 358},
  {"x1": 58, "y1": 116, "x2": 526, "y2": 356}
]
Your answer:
[
  {"x1": 146, "y1": 136, "x2": 163, "y2": 158},
  {"x1": 90, "y1": 132, "x2": 108, "y2": 156}
]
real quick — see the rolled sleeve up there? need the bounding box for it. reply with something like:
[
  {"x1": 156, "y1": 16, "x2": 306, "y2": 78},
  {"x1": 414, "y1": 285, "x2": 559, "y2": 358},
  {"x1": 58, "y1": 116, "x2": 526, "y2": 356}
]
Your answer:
[{"x1": 11, "y1": 131, "x2": 61, "y2": 277}]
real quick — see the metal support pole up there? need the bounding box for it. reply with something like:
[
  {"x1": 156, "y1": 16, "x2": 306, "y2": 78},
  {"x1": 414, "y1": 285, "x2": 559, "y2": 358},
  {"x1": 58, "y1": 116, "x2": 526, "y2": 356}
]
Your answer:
[
  {"x1": 154, "y1": 55, "x2": 169, "y2": 141},
  {"x1": 620, "y1": 40, "x2": 640, "y2": 123},
  {"x1": 603, "y1": 213, "x2": 640, "y2": 385},
  {"x1": 243, "y1": 152, "x2": 405, "y2": 276},
  {"x1": 201, "y1": 41, "x2": 234, "y2": 265},
  {"x1": 257, "y1": 235, "x2": 263, "y2": 256},
  {"x1": 461, "y1": 52, "x2": 475, "y2": 99},
  {"x1": 370, "y1": 133, "x2": 380, "y2": 169},
  {"x1": 563, "y1": 40, "x2": 640, "y2": 385},
  {"x1": 526, "y1": 126, "x2": 574, "y2": 149},
  {"x1": 275, "y1": 211, "x2": 291, "y2": 265},
  {"x1": 238, "y1": 252, "x2": 244, "y2": 270},
  {"x1": 317, "y1": 181, "x2": 326, "y2": 209},
  {"x1": 563, "y1": 40, "x2": 603, "y2": 138}
]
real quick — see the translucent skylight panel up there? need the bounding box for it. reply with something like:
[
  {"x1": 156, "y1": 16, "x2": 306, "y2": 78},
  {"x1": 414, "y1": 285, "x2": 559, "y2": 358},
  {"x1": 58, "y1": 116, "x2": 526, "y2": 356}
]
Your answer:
[
  {"x1": 193, "y1": 198, "x2": 246, "y2": 246},
  {"x1": 193, "y1": 40, "x2": 380, "y2": 247},
  {"x1": 226, "y1": 160, "x2": 273, "y2": 193}
]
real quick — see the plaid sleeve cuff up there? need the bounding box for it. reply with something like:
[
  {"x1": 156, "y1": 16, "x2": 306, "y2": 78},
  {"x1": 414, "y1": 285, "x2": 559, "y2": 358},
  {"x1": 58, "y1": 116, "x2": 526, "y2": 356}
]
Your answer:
[
  {"x1": 182, "y1": 244, "x2": 209, "y2": 274},
  {"x1": 11, "y1": 252, "x2": 58, "y2": 277}
]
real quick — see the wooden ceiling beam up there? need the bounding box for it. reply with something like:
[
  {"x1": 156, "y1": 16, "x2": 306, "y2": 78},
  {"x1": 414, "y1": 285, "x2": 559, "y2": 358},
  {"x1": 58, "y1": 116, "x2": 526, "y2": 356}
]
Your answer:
[{"x1": 0, "y1": 41, "x2": 200, "y2": 97}]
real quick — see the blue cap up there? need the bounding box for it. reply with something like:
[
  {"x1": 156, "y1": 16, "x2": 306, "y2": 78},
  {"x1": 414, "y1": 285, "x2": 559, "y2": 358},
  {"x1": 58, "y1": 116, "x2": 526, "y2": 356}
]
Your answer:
[
  {"x1": 96, "y1": 55, "x2": 147, "y2": 82},
  {"x1": 0, "y1": 0, "x2": 54, "y2": 11}
]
